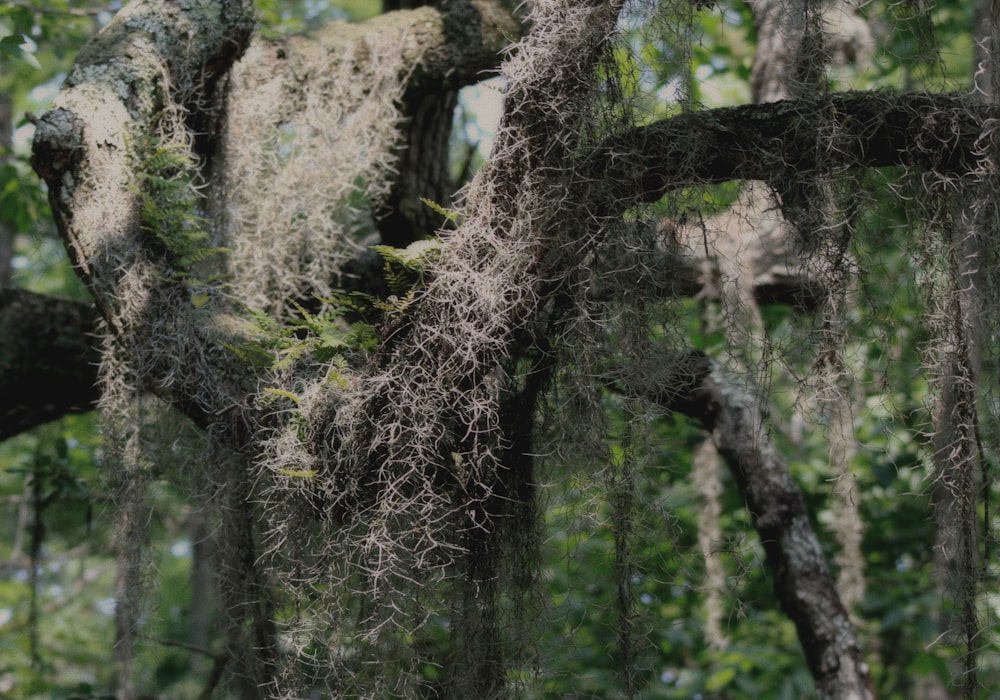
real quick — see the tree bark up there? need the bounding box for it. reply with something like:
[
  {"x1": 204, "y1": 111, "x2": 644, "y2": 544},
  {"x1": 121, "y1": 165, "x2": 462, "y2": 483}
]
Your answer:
[
  {"x1": 26, "y1": 0, "x2": 519, "y2": 444},
  {"x1": 19, "y1": 0, "x2": 991, "y2": 445},
  {"x1": 0, "y1": 289, "x2": 100, "y2": 439},
  {"x1": 591, "y1": 92, "x2": 986, "y2": 207},
  {"x1": 695, "y1": 374, "x2": 875, "y2": 700},
  {"x1": 8, "y1": 90, "x2": 993, "y2": 445},
  {"x1": 376, "y1": 89, "x2": 460, "y2": 246},
  {"x1": 17, "y1": 91, "x2": 992, "y2": 442},
  {"x1": 10, "y1": 0, "x2": 993, "y2": 696},
  {"x1": 374, "y1": 0, "x2": 468, "y2": 247},
  {"x1": 639, "y1": 353, "x2": 876, "y2": 700}
]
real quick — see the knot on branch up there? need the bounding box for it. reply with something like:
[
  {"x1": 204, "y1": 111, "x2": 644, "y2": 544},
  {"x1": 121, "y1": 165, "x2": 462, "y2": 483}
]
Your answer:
[{"x1": 29, "y1": 108, "x2": 85, "y2": 183}]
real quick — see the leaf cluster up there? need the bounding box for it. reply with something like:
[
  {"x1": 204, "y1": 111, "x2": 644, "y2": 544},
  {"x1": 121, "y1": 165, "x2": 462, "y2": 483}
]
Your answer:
[
  {"x1": 225, "y1": 240, "x2": 441, "y2": 389},
  {"x1": 226, "y1": 296, "x2": 377, "y2": 380},
  {"x1": 371, "y1": 235, "x2": 442, "y2": 298},
  {"x1": 131, "y1": 136, "x2": 228, "y2": 275}
]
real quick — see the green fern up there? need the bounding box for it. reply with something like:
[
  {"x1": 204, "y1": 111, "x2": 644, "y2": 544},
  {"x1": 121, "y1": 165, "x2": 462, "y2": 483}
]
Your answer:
[
  {"x1": 222, "y1": 242, "x2": 439, "y2": 374},
  {"x1": 222, "y1": 340, "x2": 276, "y2": 369},
  {"x1": 372, "y1": 238, "x2": 441, "y2": 296},
  {"x1": 420, "y1": 197, "x2": 463, "y2": 225},
  {"x1": 260, "y1": 388, "x2": 302, "y2": 406},
  {"x1": 225, "y1": 295, "x2": 378, "y2": 373},
  {"x1": 130, "y1": 135, "x2": 228, "y2": 274},
  {"x1": 277, "y1": 468, "x2": 318, "y2": 478},
  {"x1": 141, "y1": 144, "x2": 191, "y2": 173}
]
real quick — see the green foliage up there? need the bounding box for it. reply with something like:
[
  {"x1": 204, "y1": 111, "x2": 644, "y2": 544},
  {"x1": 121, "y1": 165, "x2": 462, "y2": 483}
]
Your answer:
[
  {"x1": 226, "y1": 297, "x2": 377, "y2": 380},
  {"x1": 226, "y1": 240, "x2": 441, "y2": 378},
  {"x1": 529, "y1": 400, "x2": 817, "y2": 699},
  {"x1": 0, "y1": 33, "x2": 40, "y2": 70},
  {"x1": 4, "y1": 0, "x2": 1000, "y2": 697},
  {"x1": 0, "y1": 159, "x2": 45, "y2": 235},
  {"x1": 0, "y1": 416, "x2": 116, "y2": 697},
  {"x1": 868, "y1": 0, "x2": 975, "y2": 89},
  {"x1": 1, "y1": 2, "x2": 104, "y2": 298},
  {"x1": 419, "y1": 197, "x2": 463, "y2": 226},
  {"x1": 254, "y1": 0, "x2": 381, "y2": 35},
  {"x1": 373, "y1": 237, "x2": 442, "y2": 289},
  {"x1": 131, "y1": 136, "x2": 229, "y2": 276}
]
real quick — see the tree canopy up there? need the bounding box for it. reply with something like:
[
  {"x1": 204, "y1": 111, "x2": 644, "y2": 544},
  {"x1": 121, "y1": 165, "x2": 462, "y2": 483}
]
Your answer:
[{"x1": 2, "y1": 0, "x2": 999, "y2": 698}]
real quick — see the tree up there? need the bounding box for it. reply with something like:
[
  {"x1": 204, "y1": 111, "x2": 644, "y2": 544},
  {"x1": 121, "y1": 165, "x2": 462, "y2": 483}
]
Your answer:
[{"x1": 3, "y1": 0, "x2": 999, "y2": 697}]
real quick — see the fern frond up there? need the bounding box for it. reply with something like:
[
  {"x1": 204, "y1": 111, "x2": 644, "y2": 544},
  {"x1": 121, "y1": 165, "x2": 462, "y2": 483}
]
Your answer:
[
  {"x1": 261, "y1": 388, "x2": 302, "y2": 405},
  {"x1": 420, "y1": 197, "x2": 463, "y2": 225},
  {"x1": 222, "y1": 341, "x2": 275, "y2": 369},
  {"x1": 142, "y1": 145, "x2": 193, "y2": 174}
]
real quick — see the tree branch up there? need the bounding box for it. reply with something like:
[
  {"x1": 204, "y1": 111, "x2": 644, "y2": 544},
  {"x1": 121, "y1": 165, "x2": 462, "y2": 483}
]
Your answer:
[
  {"x1": 28, "y1": 0, "x2": 517, "y2": 442},
  {"x1": 625, "y1": 352, "x2": 875, "y2": 699},
  {"x1": 28, "y1": 0, "x2": 263, "y2": 449},
  {"x1": 262, "y1": 0, "x2": 517, "y2": 96},
  {"x1": 590, "y1": 92, "x2": 987, "y2": 206},
  {"x1": 0, "y1": 289, "x2": 100, "y2": 440},
  {"x1": 21, "y1": 87, "x2": 957, "y2": 439},
  {"x1": 687, "y1": 374, "x2": 874, "y2": 699}
]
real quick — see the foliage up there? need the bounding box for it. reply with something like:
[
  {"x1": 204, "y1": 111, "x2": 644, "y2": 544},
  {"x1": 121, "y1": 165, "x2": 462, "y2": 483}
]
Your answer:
[
  {"x1": 0, "y1": 1, "x2": 105, "y2": 298},
  {"x1": 223, "y1": 236, "x2": 443, "y2": 377},
  {"x1": 3, "y1": 0, "x2": 1000, "y2": 698},
  {"x1": 226, "y1": 297, "x2": 377, "y2": 374},
  {"x1": 0, "y1": 416, "x2": 111, "y2": 695},
  {"x1": 131, "y1": 136, "x2": 229, "y2": 276}
]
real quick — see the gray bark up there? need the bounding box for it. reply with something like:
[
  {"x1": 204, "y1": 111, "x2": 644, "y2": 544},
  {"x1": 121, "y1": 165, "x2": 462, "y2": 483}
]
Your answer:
[
  {"x1": 634, "y1": 352, "x2": 876, "y2": 700},
  {"x1": 0, "y1": 289, "x2": 100, "y2": 439},
  {"x1": 14, "y1": 0, "x2": 992, "y2": 443},
  {"x1": 19, "y1": 90, "x2": 991, "y2": 441},
  {"x1": 590, "y1": 91, "x2": 986, "y2": 207},
  {"x1": 26, "y1": 0, "x2": 519, "y2": 444},
  {"x1": 694, "y1": 374, "x2": 874, "y2": 700}
]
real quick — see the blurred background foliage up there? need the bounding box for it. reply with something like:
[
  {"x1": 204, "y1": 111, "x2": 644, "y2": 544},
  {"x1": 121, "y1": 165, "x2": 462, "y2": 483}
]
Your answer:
[{"x1": 1, "y1": 0, "x2": 997, "y2": 697}]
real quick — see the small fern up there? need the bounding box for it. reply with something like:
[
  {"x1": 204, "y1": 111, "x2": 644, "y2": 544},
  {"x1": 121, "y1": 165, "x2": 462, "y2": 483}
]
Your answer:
[
  {"x1": 372, "y1": 237, "x2": 441, "y2": 296},
  {"x1": 222, "y1": 242, "x2": 438, "y2": 375},
  {"x1": 260, "y1": 388, "x2": 302, "y2": 406},
  {"x1": 225, "y1": 295, "x2": 377, "y2": 374},
  {"x1": 419, "y1": 197, "x2": 463, "y2": 225},
  {"x1": 277, "y1": 468, "x2": 318, "y2": 478},
  {"x1": 130, "y1": 135, "x2": 229, "y2": 275}
]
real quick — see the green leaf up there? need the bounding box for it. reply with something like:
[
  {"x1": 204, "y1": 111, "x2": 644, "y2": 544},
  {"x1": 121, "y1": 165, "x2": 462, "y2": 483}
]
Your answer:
[
  {"x1": 222, "y1": 341, "x2": 275, "y2": 369},
  {"x1": 0, "y1": 33, "x2": 41, "y2": 70},
  {"x1": 420, "y1": 197, "x2": 462, "y2": 224},
  {"x1": 262, "y1": 388, "x2": 301, "y2": 405}
]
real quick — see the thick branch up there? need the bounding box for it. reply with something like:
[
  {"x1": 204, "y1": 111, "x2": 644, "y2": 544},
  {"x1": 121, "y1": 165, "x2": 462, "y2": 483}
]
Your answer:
[
  {"x1": 290, "y1": 0, "x2": 518, "y2": 93},
  {"x1": 690, "y1": 377, "x2": 873, "y2": 699},
  {"x1": 276, "y1": 1, "x2": 519, "y2": 246},
  {"x1": 28, "y1": 0, "x2": 261, "y2": 444},
  {"x1": 591, "y1": 92, "x2": 987, "y2": 205},
  {"x1": 28, "y1": 0, "x2": 517, "y2": 440},
  {"x1": 0, "y1": 289, "x2": 101, "y2": 439},
  {"x1": 636, "y1": 354, "x2": 875, "y2": 699}
]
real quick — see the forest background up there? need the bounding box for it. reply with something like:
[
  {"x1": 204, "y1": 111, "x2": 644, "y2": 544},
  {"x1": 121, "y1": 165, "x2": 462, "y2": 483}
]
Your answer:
[{"x1": 1, "y1": 0, "x2": 998, "y2": 698}]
